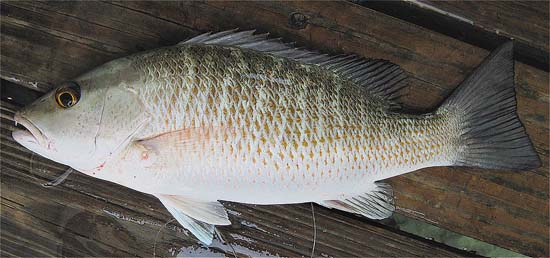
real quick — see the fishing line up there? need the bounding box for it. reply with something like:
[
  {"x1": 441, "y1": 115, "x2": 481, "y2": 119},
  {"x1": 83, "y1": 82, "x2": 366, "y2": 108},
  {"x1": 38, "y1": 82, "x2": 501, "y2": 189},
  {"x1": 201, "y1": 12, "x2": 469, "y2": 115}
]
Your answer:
[
  {"x1": 29, "y1": 152, "x2": 35, "y2": 175},
  {"x1": 29, "y1": 151, "x2": 73, "y2": 188},
  {"x1": 215, "y1": 228, "x2": 237, "y2": 258},
  {"x1": 310, "y1": 202, "x2": 317, "y2": 258},
  {"x1": 153, "y1": 218, "x2": 176, "y2": 257},
  {"x1": 43, "y1": 168, "x2": 74, "y2": 187}
]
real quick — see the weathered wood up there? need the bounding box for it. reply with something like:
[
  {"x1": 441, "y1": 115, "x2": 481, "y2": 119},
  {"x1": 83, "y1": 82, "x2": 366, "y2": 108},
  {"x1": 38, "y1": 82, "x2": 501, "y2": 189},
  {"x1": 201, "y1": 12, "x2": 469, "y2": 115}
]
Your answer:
[
  {"x1": 359, "y1": 0, "x2": 549, "y2": 71},
  {"x1": 0, "y1": 1, "x2": 548, "y2": 256},
  {"x1": 417, "y1": 1, "x2": 549, "y2": 53}
]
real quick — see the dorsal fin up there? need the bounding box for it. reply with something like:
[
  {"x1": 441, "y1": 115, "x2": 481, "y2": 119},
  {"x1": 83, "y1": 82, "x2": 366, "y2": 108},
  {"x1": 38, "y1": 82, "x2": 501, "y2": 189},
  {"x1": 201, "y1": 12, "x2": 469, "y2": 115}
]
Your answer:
[{"x1": 180, "y1": 29, "x2": 408, "y2": 106}]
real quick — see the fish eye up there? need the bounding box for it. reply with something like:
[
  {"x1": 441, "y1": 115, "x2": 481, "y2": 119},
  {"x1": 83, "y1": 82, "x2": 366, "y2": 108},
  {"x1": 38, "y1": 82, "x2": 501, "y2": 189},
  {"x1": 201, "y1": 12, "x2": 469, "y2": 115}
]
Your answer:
[{"x1": 55, "y1": 82, "x2": 80, "y2": 108}]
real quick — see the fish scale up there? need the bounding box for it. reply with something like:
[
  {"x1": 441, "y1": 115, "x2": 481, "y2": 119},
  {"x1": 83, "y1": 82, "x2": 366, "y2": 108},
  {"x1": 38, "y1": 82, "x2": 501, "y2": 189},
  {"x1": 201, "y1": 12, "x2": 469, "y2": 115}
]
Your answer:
[{"x1": 126, "y1": 44, "x2": 455, "y2": 200}]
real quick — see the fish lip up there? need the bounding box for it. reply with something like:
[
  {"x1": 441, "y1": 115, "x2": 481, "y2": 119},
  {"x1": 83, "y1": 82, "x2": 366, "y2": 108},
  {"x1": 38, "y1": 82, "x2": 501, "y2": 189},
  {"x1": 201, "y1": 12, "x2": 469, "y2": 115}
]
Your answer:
[{"x1": 13, "y1": 113, "x2": 48, "y2": 148}]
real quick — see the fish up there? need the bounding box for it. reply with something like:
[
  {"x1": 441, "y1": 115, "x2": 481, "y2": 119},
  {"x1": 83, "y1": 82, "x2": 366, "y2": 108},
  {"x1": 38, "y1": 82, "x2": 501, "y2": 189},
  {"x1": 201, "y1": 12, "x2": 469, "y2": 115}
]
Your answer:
[{"x1": 12, "y1": 30, "x2": 540, "y2": 244}]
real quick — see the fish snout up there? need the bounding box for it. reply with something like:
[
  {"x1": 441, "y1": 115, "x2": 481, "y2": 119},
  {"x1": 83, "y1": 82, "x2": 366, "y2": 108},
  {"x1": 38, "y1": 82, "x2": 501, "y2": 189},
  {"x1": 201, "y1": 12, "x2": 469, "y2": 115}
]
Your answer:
[{"x1": 12, "y1": 112, "x2": 49, "y2": 149}]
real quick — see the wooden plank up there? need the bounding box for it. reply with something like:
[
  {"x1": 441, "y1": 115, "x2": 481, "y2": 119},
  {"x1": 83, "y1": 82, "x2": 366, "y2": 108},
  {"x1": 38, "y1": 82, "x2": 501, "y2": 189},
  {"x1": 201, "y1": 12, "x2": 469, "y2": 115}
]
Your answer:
[
  {"x1": 415, "y1": 1, "x2": 549, "y2": 53},
  {"x1": 360, "y1": 0, "x2": 549, "y2": 72},
  {"x1": 0, "y1": 1, "x2": 547, "y2": 256}
]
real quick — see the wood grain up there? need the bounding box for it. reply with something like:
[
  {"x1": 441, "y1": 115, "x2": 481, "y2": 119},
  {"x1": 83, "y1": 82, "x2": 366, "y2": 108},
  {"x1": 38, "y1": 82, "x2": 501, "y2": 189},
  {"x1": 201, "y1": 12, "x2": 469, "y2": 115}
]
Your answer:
[
  {"x1": 0, "y1": 1, "x2": 547, "y2": 256},
  {"x1": 359, "y1": 0, "x2": 549, "y2": 71},
  {"x1": 418, "y1": 1, "x2": 549, "y2": 53}
]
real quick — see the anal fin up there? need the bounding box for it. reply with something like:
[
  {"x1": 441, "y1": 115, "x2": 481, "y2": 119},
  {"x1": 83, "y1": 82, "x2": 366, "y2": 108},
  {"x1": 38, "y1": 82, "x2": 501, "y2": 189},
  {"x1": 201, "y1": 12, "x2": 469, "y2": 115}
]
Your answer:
[{"x1": 317, "y1": 182, "x2": 395, "y2": 220}]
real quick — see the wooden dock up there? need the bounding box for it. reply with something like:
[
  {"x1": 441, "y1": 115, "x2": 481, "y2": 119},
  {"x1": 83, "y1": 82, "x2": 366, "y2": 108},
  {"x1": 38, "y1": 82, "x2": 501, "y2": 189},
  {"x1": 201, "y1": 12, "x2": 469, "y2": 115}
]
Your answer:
[{"x1": 1, "y1": 1, "x2": 548, "y2": 257}]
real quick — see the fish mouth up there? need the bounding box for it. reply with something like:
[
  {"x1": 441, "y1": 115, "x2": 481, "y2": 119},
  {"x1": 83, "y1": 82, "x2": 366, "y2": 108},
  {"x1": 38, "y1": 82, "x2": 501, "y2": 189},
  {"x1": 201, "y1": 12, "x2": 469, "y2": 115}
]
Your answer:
[{"x1": 12, "y1": 113, "x2": 49, "y2": 148}]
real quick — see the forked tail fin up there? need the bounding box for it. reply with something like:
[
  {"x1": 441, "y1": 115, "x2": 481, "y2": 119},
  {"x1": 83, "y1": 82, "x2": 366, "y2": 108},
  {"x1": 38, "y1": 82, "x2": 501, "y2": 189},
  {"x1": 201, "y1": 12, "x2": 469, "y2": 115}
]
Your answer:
[{"x1": 439, "y1": 42, "x2": 540, "y2": 171}]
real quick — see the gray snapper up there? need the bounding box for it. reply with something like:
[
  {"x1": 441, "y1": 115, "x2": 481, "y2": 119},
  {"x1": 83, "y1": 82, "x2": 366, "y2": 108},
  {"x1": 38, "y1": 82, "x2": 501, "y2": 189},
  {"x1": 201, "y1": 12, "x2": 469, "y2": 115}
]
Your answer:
[{"x1": 12, "y1": 30, "x2": 540, "y2": 244}]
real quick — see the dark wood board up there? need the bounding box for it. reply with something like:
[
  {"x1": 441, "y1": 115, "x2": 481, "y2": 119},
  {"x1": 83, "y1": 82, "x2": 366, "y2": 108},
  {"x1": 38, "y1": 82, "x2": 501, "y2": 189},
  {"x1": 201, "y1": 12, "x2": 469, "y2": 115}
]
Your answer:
[
  {"x1": 417, "y1": 1, "x2": 549, "y2": 53},
  {"x1": 360, "y1": 0, "x2": 549, "y2": 71},
  {"x1": 0, "y1": 1, "x2": 548, "y2": 257}
]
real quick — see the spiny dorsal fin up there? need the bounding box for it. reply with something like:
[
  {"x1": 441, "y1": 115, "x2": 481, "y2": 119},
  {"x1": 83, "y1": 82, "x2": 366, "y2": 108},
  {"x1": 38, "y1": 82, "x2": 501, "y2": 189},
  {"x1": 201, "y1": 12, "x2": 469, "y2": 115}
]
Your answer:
[
  {"x1": 180, "y1": 29, "x2": 408, "y2": 106},
  {"x1": 317, "y1": 182, "x2": 395, "y2": 220}
]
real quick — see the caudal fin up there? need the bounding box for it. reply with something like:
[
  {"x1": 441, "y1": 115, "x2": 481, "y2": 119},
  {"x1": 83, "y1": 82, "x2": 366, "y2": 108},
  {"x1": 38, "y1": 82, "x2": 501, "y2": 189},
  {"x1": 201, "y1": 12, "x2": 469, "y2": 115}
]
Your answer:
[{"x1": 439, "y1": 42, "x2": 540, "y2": 171}]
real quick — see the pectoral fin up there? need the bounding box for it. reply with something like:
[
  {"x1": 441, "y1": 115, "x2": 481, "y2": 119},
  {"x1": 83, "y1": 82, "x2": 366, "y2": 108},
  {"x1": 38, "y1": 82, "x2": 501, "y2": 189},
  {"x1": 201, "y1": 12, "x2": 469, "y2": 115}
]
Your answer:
[
  {"x1": 138, "y1": 126, "x2": 228, "y2": 155},
  {"x1": 155, "y1": 195, "x2": 230, "y2": 244},
  {"x1": 128, "y1": 127, "x2": 228, "y2": 168},
  {"x1": 317, "y1": 182, "x2": 395, "y2": 220},
  {"x1": 157, "y1": 196, "x2": 216, "y2": 244},
  {"x1": 156, "y1": 195, "x2": 231, "y2": 225}
]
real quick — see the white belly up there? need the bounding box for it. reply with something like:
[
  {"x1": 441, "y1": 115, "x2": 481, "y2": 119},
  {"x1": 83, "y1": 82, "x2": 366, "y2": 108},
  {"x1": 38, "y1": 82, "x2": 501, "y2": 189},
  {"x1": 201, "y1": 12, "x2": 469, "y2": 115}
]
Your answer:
[{"x1": 86, "y1": 142, "x2": 448, "y2": 204}]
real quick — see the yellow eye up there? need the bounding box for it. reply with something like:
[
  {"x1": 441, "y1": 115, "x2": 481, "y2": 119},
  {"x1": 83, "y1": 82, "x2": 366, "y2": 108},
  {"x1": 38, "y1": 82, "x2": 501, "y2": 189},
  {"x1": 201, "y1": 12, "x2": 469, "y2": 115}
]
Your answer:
[{"x1": 55, "y1": 86, "x2": 80, "y2": 108}]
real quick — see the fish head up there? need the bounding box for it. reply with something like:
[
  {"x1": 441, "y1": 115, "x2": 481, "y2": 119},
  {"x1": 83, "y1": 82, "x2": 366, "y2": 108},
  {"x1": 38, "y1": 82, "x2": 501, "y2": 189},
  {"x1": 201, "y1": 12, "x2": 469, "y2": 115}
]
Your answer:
[{"x1": 12, "y1": 58, "x2": 149, "y2": 172}]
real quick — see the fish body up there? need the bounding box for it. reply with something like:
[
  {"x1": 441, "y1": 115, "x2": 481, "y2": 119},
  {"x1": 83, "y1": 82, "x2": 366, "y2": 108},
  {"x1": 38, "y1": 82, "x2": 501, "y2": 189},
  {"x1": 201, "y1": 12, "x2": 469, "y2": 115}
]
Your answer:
[
  {"x1": 95, "y1": 43, "x2": 454, "y2": 204},
  {"x1": 12, "y1": 30, "x2": 540, "y2": 244}
]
